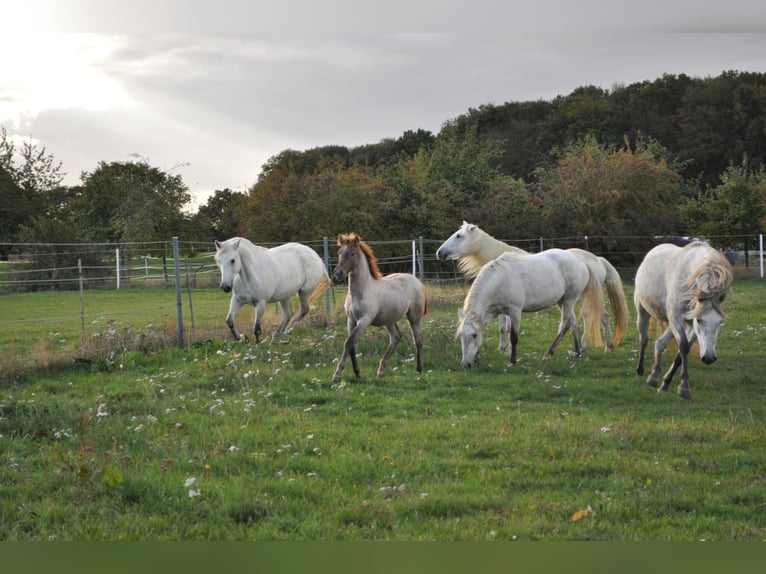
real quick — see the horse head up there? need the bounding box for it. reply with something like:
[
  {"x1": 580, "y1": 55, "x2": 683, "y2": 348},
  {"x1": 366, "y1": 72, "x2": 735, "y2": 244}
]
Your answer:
[
  {"x1": 689, "y1": 294, "x2": 727, "y2": 365},
  {"x1": 684, "y1": 254, "x2": 733, "y2": 365},
  {"x1": 436, "y1": 221, "x2": 476, "y2": 261},
  {"x1": 456, "y1": 306, "x2": 490, "y2": 368},
  {"x1": 214, "y1": 238, "x2": 241, "y2": 293},
  {"x1": 334, "y1": 233, "x2": 361, "y2": 283}
]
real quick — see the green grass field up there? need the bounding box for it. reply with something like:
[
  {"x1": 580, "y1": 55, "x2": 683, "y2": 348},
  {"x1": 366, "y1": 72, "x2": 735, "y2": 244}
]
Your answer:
[{"x1": 1, "y1": 277, "x2": 765, "y2": 540}]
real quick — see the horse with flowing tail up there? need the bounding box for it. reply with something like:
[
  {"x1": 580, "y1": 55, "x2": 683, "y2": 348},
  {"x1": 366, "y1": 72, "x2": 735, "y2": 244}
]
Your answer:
[
  {"x1": 215, "y1": 237, "x2": 331, "y2": 343},
  {"x1": 634, "y1": 241, "x2": 733, "y2": 399},
  {"x1": 332, "y1": 233, "x2": 427, "y2": 382},
  {"x1": 456, "y1": 249, "x2": 604, "y2": 368},
  {"x1": 436, "y1": 221, "x2": 629, "y2": 351}
]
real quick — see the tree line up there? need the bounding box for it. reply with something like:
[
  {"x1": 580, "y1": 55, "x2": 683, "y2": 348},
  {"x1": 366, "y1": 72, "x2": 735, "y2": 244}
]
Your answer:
[{"x1": 2, "y1": 70, "x2": 766, "y2": 277}]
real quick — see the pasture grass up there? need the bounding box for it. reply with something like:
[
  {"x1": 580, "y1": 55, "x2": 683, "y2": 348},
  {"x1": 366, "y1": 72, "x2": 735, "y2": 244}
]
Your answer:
[{"x1": 0, "y1": 278, "x2": 765, "y2": 540}]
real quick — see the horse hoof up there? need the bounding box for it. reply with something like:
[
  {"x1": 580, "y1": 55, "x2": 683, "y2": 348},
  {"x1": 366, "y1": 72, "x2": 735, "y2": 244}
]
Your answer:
[
  {"x1": 332, "y1": 374, "x2": 341, "y2": 383},
  {"x1": 677, "y1": 387, "x2": 692, "y2": 399},
  {"x1": 646, "y1": 377, "x2": 658, "y2": 388}
]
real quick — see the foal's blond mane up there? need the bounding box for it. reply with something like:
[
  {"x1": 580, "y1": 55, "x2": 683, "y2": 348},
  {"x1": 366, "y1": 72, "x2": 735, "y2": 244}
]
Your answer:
[{"x1": 338, "y1": 232, "x2": 383, "y2": 279}]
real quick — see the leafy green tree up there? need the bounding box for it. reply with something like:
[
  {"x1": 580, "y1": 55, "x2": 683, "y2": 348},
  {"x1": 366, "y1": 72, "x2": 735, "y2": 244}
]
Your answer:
[
  {"x1": 533, "y1": 137, "x2": 685, "y2": 261},
  {"x1": 0, "y1": 128, "x2": 66, "y2": 250},
  {"x1": 73, "y1": 160, "x2": 191, "y2": 243},
  {"x1": 194, "y1": 188, "x2": 247, "y2": 240},
  {"x1": 682, "y1": 157, "x2": 766, "y2": 264},
  {"x1": 424, "y1": 121, "x2": 507, "y2": 235}
]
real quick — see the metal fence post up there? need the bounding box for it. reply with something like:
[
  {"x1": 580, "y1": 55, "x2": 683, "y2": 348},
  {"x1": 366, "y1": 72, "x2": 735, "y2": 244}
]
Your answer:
[
  {"x1": 323, "y1": 236, "x2": 332, "y2": 322},
  {"x1": 173, "y1": 237, "x2": 185, "y2": 348}
]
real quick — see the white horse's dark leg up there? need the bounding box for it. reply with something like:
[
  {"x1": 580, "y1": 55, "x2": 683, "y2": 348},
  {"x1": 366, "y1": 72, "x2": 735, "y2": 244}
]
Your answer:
[
  {"x1": 669, "y1": 328, "x2": 693, "y2": 399},
  {"x1": 543, "y1": 304, "x2": 576, "y2": 360},
  {"x1": 285, "y1": 292, "x2": 311, "y2": 334},
  {"x1": 225, "y1": 297, "x2": 245, "y2": 341},
  {"x1": 635, "y1": 309, "x2": 651, "y2": 376},
  {"x1": 660, "y1": 352, "x2": 682, "y2": 392},
  {"x1": 570, "y1": 316, "x2": 583, "y2": 357},
  {"x1": 378, "y1": 322, "x2": 402, "y2": 377},
  {"x1": 253, "y1": 301, "x2": 267, "y2": 344},
  {"x1": 507, "y1": 326, "x2": 519, "y2": 366},
  {"x1": 272, "y1": 299, "x2": 293, "y2": 340},
  {"x1": 601, "y1": 309, "x2": 613, "y2": 350},
  {"x1": 648, "y1": 326, "x2": 674, "y2": 389}
]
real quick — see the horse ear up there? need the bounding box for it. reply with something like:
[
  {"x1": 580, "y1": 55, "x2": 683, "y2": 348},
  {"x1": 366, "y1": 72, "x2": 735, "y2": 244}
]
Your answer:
[
  {"x1": 481, "y1": 312, "x2": 495, "y2": 326},
  {"x1": 352, "y1": 234, "x2": 361, "y2": 245},
  {"x1": 231, "y1": 238, "x2": 240, "y2": 250},
  {"x1": 214, "y1": 240, "x2": 222, "y2": 250}
]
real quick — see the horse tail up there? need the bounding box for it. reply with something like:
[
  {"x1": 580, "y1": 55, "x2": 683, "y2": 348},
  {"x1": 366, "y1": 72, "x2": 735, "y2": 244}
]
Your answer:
[
  {"x1": 601, "y1": 258, "x2": 630, "y2": 347},
  {"x1": 309, "y1": 274, "x2": 332, "y2": 305},
  {"x1": 579, "y1": 267, "x2": 605, "y2": 349}
]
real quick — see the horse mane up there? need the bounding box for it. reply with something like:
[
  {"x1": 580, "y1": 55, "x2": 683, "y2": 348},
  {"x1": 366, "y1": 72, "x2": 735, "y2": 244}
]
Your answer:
[
  {"x1": 682, "y1": 244, "x2": 734, "y2": 318},
  {"x1": 456, "y1": 225, "x2": 526, "y2": 278},
  {"x1": 462, "y1": 256, "x2": 505, "y2": 318},
  {"x1": 338, "y1": 232, "x2": 383, "y2": 279}
]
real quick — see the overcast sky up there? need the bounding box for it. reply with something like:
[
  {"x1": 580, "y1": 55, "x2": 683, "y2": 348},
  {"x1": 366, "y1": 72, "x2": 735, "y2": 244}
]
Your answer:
[{"x1": 2, "y1": 2, "x2": 766, "y2": 206}]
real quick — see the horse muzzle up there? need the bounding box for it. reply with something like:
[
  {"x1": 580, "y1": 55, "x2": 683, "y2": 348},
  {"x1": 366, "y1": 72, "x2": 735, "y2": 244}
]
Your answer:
[
  {"x1": 333, "y1": 268, "x2": 347, "y2": 283},
  {"x1": 220, "y1": 284, "x2": 232, "y2": 293},
  {"x1": 435, "y1": 247, "x2": 452, "y2": 261},
  {"x1": 701, "y1": 353, "x2": 717, "y2": 365}
]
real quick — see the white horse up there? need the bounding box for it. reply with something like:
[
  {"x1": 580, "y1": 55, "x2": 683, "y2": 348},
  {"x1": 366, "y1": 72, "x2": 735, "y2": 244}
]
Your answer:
[
  {"x1": 436, "y1": 221, "x2": 628, "y2": 351},
  {"x1": 214, "y1": 237, "x2": 331, "y2": 343},
  {"x1": 332, "y1": 233, "x2": 427, "y2": 382},
  {"x1": 456, "y1": 249, "x2": 604, "y2": 368},
  {"x1": 634, "y1": 241, "x2": 733, "y2": 399}
]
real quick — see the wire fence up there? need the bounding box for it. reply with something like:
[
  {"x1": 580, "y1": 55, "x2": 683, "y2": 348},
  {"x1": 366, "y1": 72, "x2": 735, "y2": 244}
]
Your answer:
[
  {"x1": 2, "y1": 233, "x2": 763, "y2": 292},
  {"x1": 1, "y1": 233, "x2": 763, "y2": 381}
]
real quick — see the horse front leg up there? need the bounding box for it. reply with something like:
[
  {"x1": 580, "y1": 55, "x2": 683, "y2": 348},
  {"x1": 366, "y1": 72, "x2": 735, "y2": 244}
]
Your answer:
[
  {"x1": 648, "y1": 326, "x2": 674, "y2": 389},
  {"x1": 225, "y1": 297, "x2": 245, "y2": 342},
  {"x1": 498, "y1": 314, "x2": 511, "y2": 352},
  {"x1": 253, "y1": 301, "x2": 266, "y2": 344},
  {"x1": 378, "y1": 323, "x2": 402, "y2": 377},
  {"x1": 332, "y1": 317, "x2": 366, "y2": 382},
  {"x1": 663, "y1": 328, "x2": 694, "y2": 399},
  {"x1": 507, "y1": 326, "x2": 519, "y2": 366}
]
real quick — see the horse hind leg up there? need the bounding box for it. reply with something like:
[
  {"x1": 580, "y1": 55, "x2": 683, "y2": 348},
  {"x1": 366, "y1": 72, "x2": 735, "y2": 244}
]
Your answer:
[
  {"x1": 410, "y1": 319, "x2": 424, "y2": 376},
  {"x1": 544, "y1": 305, "x2": 578, "y2": 360},
  {"x1": 378, "y1": 322, "x2": 402, "y2": 377},
  {"x1": 285, "y1": 292, "x2": 311, "y2": 335},
  {"x1": 601, "y1": 309, "x2": 613, "y2": 351},
  {"x1": 635, "y1": 310, "x2": 651, "y2": 376},
  {"x1": 271, "y1": 299, "x2": 294, "y2": 341}
]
